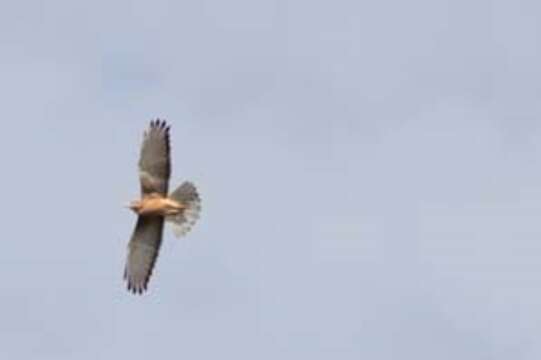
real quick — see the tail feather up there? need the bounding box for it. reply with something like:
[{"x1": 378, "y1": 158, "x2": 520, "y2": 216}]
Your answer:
[{"x1": 166, "y1": 182, "x2": 201, "y2": 237}]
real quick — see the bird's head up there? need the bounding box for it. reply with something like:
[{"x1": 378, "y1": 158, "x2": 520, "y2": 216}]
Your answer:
[{"x1": 126, "y1": 200, "x2": 142, "y2": 213}]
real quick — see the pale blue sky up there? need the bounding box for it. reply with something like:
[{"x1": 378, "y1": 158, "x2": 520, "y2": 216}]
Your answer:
[{"x1": 1, "y1": 0, "x2": 541, "y2": 358}]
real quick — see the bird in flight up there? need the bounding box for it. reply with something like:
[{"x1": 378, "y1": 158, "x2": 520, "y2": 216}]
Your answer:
[{"x1": 124, "y1": 119, "x2": 201, "y2": 294}]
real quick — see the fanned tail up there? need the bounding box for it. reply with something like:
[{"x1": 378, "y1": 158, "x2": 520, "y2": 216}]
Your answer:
[{"x1": 166, "y1": 181, "x2": 201, "y2": 237}]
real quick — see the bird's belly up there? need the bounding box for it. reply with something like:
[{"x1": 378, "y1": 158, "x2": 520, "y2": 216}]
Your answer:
[
  {"x1": 138, "y1": 197, "x2": 182, "y2": 216},
  {"x1": 139, "y1": 198, "x2": 170, "y2": 216}
]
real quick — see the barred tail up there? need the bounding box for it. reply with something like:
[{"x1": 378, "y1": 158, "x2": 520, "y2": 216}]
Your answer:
[{"x1": 166, "y1": 182, "x2": 201, "y2": 237}]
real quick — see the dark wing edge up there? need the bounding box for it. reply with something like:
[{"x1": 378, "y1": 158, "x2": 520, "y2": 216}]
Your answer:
[
  {"x1": 124, "y1": 216, "x2": 165, "y2": 294},
  {"x1": 138, "y1": 119, "x2": 171, "y2": 195}
]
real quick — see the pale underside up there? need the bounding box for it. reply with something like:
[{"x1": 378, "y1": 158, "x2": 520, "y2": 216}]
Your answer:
[{"x1": 133, "y1": 193, "x2": 185, "y2": 216}]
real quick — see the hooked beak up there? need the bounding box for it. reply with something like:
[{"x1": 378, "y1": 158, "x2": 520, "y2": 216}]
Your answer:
[{"x1": 125, "y1": 202, "x2": 136, "y2": 210}]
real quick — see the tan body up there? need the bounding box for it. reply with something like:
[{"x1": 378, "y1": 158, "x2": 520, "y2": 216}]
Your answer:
[{"x1": 129, "y1": 192, "x2": 185, "y2": 216}]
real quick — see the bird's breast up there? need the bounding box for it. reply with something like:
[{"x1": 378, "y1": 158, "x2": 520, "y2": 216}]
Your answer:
[
  {"x1": 138, "y1": 197, "x2": 169, "y2": 216},
  {"x1": 137, "y1": 195, "x2": 183, "y2": 216}
]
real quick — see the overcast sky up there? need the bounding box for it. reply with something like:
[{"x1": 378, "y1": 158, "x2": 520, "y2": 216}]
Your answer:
[{"x1": 1, "y1": 0, "x2": 541, "y2": 359}]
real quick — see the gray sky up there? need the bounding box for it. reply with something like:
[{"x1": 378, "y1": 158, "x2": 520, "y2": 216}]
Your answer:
[{"x1": 1, "y1": 0, "x2": 541, "y2": 358}]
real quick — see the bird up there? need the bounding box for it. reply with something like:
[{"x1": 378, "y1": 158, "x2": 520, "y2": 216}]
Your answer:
[{"x1": 124, "y1": 119, "x2": 201, "y2": 294}]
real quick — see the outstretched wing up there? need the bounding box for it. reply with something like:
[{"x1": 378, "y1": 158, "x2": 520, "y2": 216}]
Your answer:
[
  {"x1": 139, "y1": 119, "x2": 171, "y2": 195},
  {"x1": 124, "y1": 216, "x2": 165, "y2": 294}
]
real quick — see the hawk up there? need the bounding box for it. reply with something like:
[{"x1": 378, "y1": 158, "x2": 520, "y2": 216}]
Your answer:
[{"x1": 124, "y1": 119, "x2": 201, "y2": 294}]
